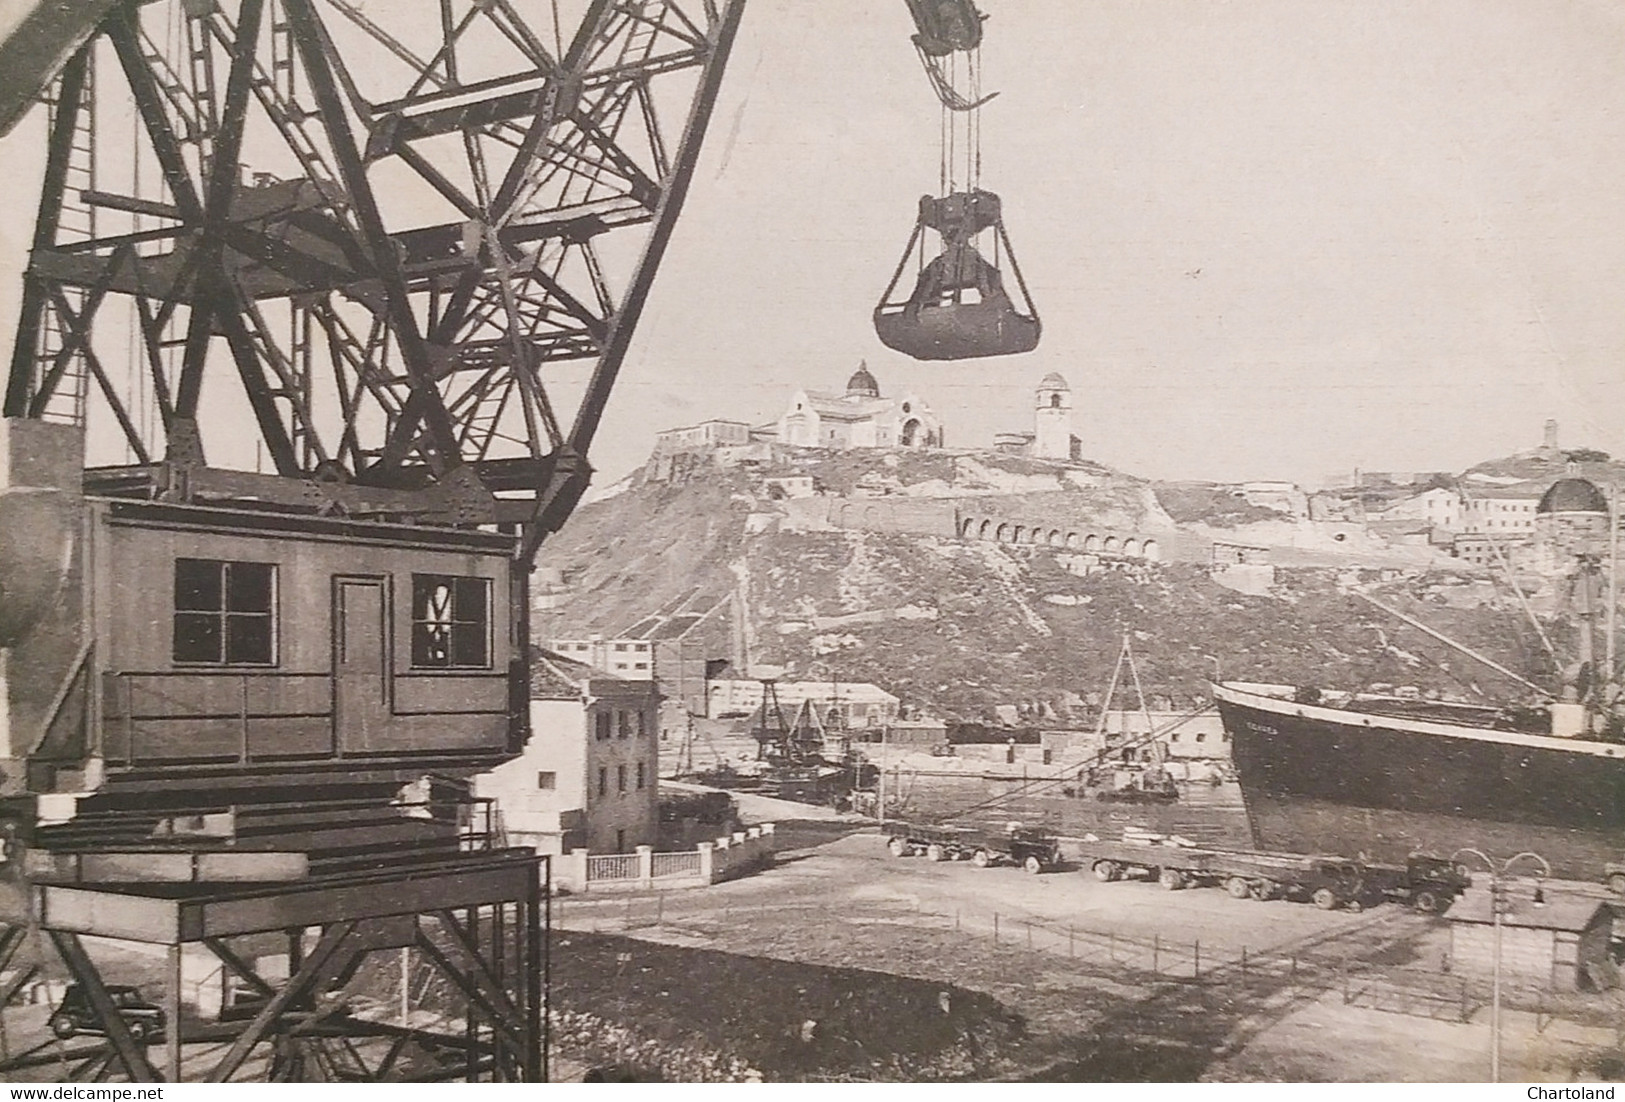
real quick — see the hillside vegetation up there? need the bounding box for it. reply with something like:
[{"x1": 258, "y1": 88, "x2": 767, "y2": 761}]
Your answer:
[{"x1": 537, "y1": 453, "x2": 1563, "y2": 720}]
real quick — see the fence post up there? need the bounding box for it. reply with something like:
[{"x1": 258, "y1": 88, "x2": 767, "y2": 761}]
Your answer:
[
  {"x1": 994, "y1": 913, "x2": 1000, "y2": 944},
  {"x1": 1026, "y1": 922, "x2": 1032, "y2": 949},
  {"x1": 1241, "y1": 946, "x2": 1247, "y2": 980},
  {"x1": 697, "y1": 841, "x2": 716, "y2": 884},
  {"x1": 636, "y1": 845, "x2": 654, "y2": 888},
  {"x1": 1194, "y1": 939, "x2": 1200, "y2": 980},
  {"x1": 1153, "y1": 934, "x2": 1160, "y2": 975}
]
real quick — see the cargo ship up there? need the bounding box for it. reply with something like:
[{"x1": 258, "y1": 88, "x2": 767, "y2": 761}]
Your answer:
[
  {"x1": 1212, "y1": 681, "x2": 1625, "y2": 881},
  {"x1": 1215, "y1": 474, "x2": 1625, "y2": 881}
]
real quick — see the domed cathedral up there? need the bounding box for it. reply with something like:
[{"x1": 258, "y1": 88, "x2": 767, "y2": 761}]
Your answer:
[
  {"x1": 1533, "y1": 471, "x2": 1612, "y2": 577},
  {"x1": 775, "y1": 363, "x2": 943, "y2": 451}
]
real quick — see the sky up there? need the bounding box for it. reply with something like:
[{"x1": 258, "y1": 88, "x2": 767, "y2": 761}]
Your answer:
[{"x1": 1, "y1": 0, "x2": 1622, "y2": 489}]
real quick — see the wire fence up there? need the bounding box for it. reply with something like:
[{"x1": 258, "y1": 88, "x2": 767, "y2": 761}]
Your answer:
[{"x1": 552, "y1": 892, "x2": 1625, "y2": 1033}]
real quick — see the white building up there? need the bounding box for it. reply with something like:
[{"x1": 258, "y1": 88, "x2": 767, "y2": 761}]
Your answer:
[
  {"x1": 1379, "y1": 486, "x2": 1463, "y2": 531},
  {"x1": 776, "y1": 364, "x2": 942, "y2": 450},
  {"x1": 475, "y1": 650, "x2": 660, "y2": 855},
  {"x1": 1033, "y1": 372, "x2": 1074, "y2": 460},
  {"x1": 653, "y1": 419, "x2": 751, "y2": 454},
  {"x1": 1461, "y1": 487, "x2": 1542, "y2": 536},
  {"x1": 995, "y1": 372, "x2": 1081, "y2": 461},
  {"x1": 548, "y1": 636, "x2": 655, "y2": 677}
]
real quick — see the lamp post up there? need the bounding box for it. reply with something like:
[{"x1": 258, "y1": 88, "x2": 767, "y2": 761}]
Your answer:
[{"x1": 1451, "y1": 848, "x2": 1551, "y2": 1083}]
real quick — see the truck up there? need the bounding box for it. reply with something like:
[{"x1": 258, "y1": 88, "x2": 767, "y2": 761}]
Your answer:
[
  {"x1": 885, "y1": 821, "x2": 1062, "y2": 873},
  {"x1": 1361, "y1": 854, "x2": 1473, "y2": 914},
  {"x1": 1077, "y1": 835, "x2": 1471, "y2": 913}
]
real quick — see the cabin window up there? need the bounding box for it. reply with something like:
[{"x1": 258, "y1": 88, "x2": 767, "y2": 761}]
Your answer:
[
  {"x1": 173, "y1": 559, "x2": 277, "y2": 666},
  {"x1": 536, "y1": 771, "x2": 556, "y2": 790},
  {"x1": 410, "y1": 575, "x2": 491, "y2": 668}
]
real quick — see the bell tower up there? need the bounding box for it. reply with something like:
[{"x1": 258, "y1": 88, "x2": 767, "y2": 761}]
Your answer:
[{"x1": 1033, "y1": 372, "x2": 1072, "y2": 459}]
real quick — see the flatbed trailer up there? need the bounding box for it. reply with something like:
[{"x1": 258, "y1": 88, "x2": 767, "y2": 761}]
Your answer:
[
  {"x1": 1077, "y1": 839, "x2": 1369, "y2": 910},
  {"x1": 1078, "y1": 838, "x2": 1471, "y2": 913},
  {"x1": 885, "y1": 821, "x2": 1062, "y2": 873}
]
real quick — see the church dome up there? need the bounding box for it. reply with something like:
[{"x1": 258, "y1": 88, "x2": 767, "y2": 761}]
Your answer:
[
  {"x1": 1537, "y1": 477, "x2": 1608, "y2": 515},
  {"x1": 846, "y1": 362, "x2": 880, "y2": 398},
  {"x1": 1037, "y1": 372, "x2": 1069, "y2": 392}
]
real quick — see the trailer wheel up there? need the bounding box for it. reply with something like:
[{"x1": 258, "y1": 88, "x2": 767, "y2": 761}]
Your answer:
[
  {"x1": 1412, "y1": 889, "x2": 1442, "y2": 914},
  {"x1": 1312, "y1": 887, "x2": 1339, "y2": 910},
  {"x1": 926, "y1": 843, "x2": 945, "y2": 862},
  {"x1": 1225, "y1": 876, "x2": 1251, "y2": 900},
  {"x1": 887, "y1": 837, "x2": 908, "y2": 858},
  {"x1": 972, "y1": 849, "x2": 991, "y2": 868},
  {"x1": 1092, "y1": 860, "x2": 1120, "y2": 882},
  {"x1": 1609, "y1": 873, "x2": 1625, "y2": 896},
  {"x1": 1158, "y1": 867, "x2": 1185, "y2": 891},
  {"x1": 1024, "y1": 855, "x2": 1044, "y2": 875}
]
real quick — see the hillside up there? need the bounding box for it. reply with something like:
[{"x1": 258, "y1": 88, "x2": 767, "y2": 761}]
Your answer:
[{"x1": 534, "y1": 449, "x2": 1566, "y2": 720}]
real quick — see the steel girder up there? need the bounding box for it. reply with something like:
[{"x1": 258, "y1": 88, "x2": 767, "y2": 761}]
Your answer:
[
  {"x1": 4, "y1": 0, "x2": 746, "y2": 564},
  {"x1": 0, "y1": 852, "x2": 547, "y2": 1082}
]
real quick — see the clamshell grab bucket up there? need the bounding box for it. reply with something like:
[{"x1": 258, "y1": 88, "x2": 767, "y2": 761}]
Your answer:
[{"x1": 873, "y1": 190, "x2": 1042, "y2": 361}]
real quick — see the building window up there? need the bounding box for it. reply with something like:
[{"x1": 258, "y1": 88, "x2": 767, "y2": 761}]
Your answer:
[
  {"x1": 617, "y1": 765, "x2": 627, "y2": 792},
  {"x1": 597, "y1": 768, "x2": 607, "y2": 798},
  {"x1": 173, "y1": 559, "x2": 277, "y2": 666},
  {"x1": 595, "y1": 712, "x2": 612, "y2": 741},
  {"x1": 618, "y1": 711, "x2": 631, "y2": 738},
  {"x1": 636, "y1": 761, "x2": 646, "y2": 789},
  {"x1": 411, "y1": 575, "x2": 491, "y2": 668},
  {"x1": 536, "y1": 771, "x2": 556, "y2": 790},
  {"x1": 1195, "y1": 732, "x2": 1207, "y2": 742},
  {"x1": 636, "y1": 711, "x2": 647, "y2": 737},
  {"x1": 614, "y1": 643, "x2": 627, "y2": 652}
]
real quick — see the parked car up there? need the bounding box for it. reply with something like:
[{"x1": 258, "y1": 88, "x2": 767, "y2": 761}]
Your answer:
[{"x1": 50, "y1": 984, "x2": 166, "y2": 1043}]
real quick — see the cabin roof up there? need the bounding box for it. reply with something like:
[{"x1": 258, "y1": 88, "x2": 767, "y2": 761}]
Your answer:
[{"x1": 1445, "y1": 890, "x2": 1611, "y2": 932}]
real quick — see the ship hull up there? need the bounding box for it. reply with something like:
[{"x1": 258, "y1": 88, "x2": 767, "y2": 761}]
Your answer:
[{"x1": 1215, "y1": 683, "x2": 1625, "y2": 881}]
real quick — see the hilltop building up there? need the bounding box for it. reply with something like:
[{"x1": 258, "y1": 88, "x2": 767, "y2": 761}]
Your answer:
[
  {"x1": 652, "y1": 419, "x2": 752, "y2": 454},
  {"x1": 994, "y1": 373, "x2": 1081, "y2": 461},
  {"x1": 775, "y1": 363, "x2": 942, "y2": 450}
]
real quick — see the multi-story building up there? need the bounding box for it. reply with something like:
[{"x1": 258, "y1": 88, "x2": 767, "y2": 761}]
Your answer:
[
  {"x1": 1461, "y1": 487, "x2": 1542, "y2": 536},
  {"x1": 474, "y1": 650, "x2": 659, "y2": 855},
  {"x1": 652, "y1": 419, "x2": 752, "y2": 454},
  {"x1": 548, "y1": 636, "x2": 655, "y2": 677}
]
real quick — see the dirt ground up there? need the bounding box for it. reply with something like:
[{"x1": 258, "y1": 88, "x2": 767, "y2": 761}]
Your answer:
[
  {"x1": 6, "y1": 823, "x2": 1623, "y2": 1082},
  {"x1": 551, "y1": 826, "x2": 1625, "y2": 1082}
]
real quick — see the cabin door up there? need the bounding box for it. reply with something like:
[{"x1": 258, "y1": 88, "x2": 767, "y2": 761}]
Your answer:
[{"x1": 333, "y1": 577, "x2": 390, "y2": 754}]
